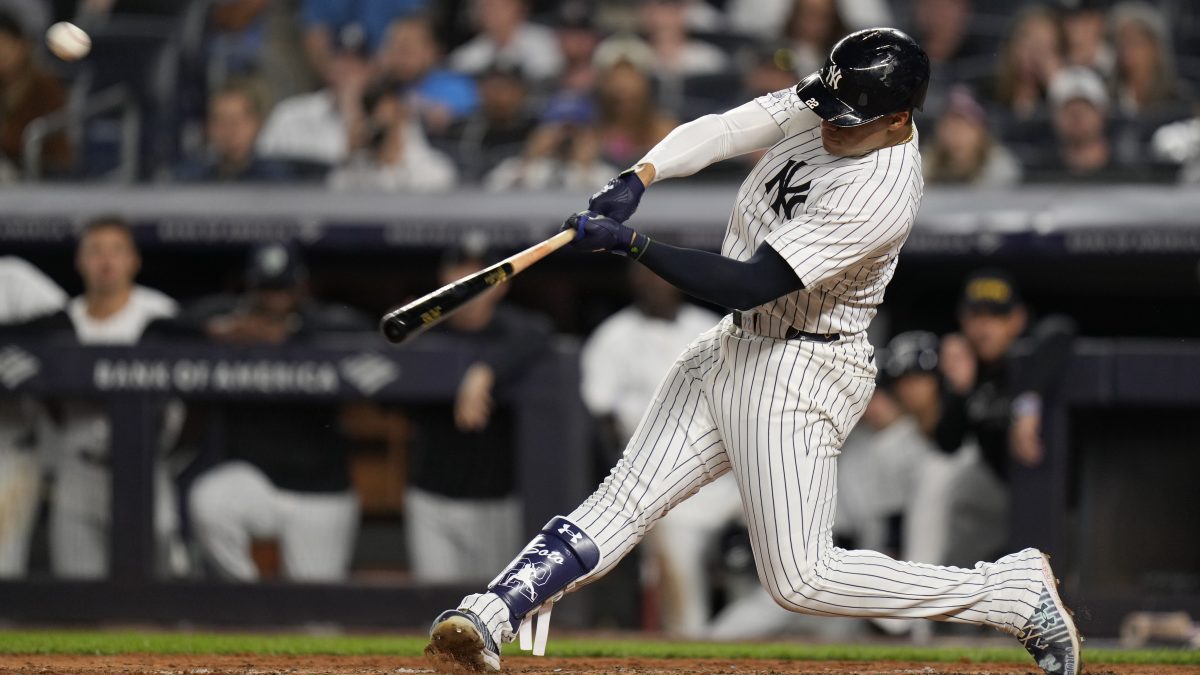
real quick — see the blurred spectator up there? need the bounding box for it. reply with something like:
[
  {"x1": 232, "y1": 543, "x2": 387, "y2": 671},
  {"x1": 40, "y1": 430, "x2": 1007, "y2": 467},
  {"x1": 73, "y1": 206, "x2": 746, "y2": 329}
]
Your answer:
[
  {"x1": 910, "y1": 0, "x2": 988, "y2": 117},
  {"x1": 301, "y1": 0, "x2": 425, "y2": 83},
  {"x1": 553, "y1": 0, "x2": 601, "y2": 95},
  {"x1": 187, "y1": 243, "x2": 370, "y2": 582},
  {"x1": 207, "y1": 0, "x2": 272, "y2": 77},
  {"x1": 0, "y1": 10, "x2": 71, "y2": 177},
  {"x1": 726, "y1": 0, "x2": 888, "y2": 41},
  {"x1": 1028, "y1": 66, "x2": 1116, "y2": 180},
  {"x1": 59, "y1": 0, "x2": 181, "y2": 21},
  {"x1": 404, "y1": 240, "x2": 552, "y2": 582},
  {"x1": 257, "y1": 36, "x2": 373, "y2": 169},
  {"x1": 27, "y1": 218, "x2": 185, "y2": 579},
  {"x1": 483, "y1": 95, "x2": 615, "y2": 191},
  {"x1": 639, "y1": 0, "x2": 728, "y2": 77},
  {"x1": 991, "y1": 6, "x2": 1065, "y2": 121},
  {"x1": 377, "y1": 16, "x2": 478, "y2": 136},
  {"x1": 580, "y1": 264, "x2": 726, "y2": 637},
  {"x1": 596, "y1": 59, "x2": 677, "y2": 168},
  {"x1": 329, "y1": 82, "x2": 457, "y2": 191},
  {"x1": 923, "y1": 87, "x2": 1021, "y2": 186},
  {"x1": 0, "y1": 257, "x2": 66, "y2": 578},
  {"x1": 447, "y1": 0, "x2": 563, "y2": 81},
  {"x1": 1061, "y1": 0, "x2": 1113, "y2": 75},
  {"x1": 785, "y1": 0, "x2": 848, "y2": 76},
  {"x1": 446, "y1": 62, "x2": 536, "y2": 182},
  {"x1": 1151, "y1": 113, "x2": 1200, "y2": 183},
  {"x1": 175, "y1": 81, "x2": 292, "y2": 183},
  {"x1": 1110, "y1": 1, "x2": 1191, "y2": 118}
]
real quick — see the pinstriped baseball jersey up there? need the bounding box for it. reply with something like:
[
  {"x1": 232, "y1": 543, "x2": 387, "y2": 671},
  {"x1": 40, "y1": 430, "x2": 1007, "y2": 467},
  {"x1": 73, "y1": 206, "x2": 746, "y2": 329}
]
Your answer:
[{"x1": 723, "y1": 88, "x2": 923, "y2": 338}]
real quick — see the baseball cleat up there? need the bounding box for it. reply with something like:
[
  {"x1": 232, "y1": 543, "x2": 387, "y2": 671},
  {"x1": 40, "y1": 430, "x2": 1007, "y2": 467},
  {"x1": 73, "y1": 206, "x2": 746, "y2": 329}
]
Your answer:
[
  {"x1": 425, "y1": 609, "x2": 501, "y2": 672},
  {"x1": 1016, "y1": 554, "x2": 1083, "y2": 675}
]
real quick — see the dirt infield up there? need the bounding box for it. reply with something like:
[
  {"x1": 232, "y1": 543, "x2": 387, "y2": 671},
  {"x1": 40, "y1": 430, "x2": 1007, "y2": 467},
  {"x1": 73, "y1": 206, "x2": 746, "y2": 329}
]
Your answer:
[{"x1": 1, "y1": 655, "x2": 1196, "y2": 675}]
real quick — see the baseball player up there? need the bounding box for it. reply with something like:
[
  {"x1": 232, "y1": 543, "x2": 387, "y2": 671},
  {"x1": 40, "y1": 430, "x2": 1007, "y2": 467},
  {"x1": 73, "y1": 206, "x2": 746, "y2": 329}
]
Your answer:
[{"x1": 426, "y1": 29, "x2": 1081, "y2": 675}]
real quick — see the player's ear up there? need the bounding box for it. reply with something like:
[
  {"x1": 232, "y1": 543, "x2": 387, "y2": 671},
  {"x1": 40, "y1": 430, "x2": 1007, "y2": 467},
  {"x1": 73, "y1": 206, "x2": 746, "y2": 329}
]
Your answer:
[{"x1": 888, "y1": 111, "x2": 911, "y2": 130}]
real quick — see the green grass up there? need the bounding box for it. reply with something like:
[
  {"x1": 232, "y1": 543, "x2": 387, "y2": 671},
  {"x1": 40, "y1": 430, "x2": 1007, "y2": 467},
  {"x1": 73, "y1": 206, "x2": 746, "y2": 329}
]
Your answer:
[{"x1": 0, "y1": 630, "x2": 1196, "y2": 665}]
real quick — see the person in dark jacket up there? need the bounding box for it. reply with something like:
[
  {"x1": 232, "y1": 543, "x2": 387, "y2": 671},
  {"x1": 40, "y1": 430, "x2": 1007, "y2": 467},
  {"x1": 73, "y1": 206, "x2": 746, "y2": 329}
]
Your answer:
[
  {"x1": 404, "y1": 238, "x2": 552, "y2": 583},
  {"x1": 185, "y1": 243, "x2": 371, "y2": 582}
]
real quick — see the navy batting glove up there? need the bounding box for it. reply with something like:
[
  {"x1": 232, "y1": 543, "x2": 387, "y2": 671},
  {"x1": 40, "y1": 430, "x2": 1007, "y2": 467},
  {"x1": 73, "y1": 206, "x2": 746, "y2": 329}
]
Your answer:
[
  {"x1": 588, "y1": 168, "x2": 646, "y2": 223},
  {"x1": 562, "y1": 211, "x2": 651, "y2": 258}
]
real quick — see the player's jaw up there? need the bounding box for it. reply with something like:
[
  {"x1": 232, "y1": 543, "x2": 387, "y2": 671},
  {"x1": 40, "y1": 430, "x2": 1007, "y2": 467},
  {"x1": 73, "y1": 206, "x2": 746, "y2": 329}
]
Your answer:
[{"x1": 820, "y1": 113, "x2": 910, "y2": 156}]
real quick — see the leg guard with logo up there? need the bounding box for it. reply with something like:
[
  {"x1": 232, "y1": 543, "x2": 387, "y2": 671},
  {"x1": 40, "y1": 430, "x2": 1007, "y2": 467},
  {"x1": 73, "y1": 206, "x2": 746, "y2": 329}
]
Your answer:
[{"x1": 486, "y1": 516, "x2": 599, "y2": 655}]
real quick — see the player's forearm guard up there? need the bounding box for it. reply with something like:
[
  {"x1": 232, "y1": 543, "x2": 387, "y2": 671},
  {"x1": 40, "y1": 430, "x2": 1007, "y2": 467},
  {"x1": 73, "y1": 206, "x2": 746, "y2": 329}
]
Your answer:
[{"x1": 487, "y1": 516, "x2": 600, "y2": 623}]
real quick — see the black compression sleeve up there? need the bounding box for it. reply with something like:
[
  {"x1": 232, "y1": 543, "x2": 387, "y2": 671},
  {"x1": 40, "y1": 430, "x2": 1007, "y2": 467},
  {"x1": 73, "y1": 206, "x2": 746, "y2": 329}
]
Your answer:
[{"x1": 636, "y1": 239, "x2": 804, "y2": 310}]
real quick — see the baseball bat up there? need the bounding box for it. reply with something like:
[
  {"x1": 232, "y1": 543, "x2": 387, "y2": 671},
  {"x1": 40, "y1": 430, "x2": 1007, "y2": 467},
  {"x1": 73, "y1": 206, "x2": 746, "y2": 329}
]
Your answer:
[{"x1": 380, "y1": 229, "x2": 576, "y2": 344}]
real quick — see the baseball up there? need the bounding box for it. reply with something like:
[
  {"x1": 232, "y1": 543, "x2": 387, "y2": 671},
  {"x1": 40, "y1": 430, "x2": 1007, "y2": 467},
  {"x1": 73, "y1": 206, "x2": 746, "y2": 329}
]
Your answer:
[{"x1": 46, "y1": 22, "x2": 91, "y2": 61}]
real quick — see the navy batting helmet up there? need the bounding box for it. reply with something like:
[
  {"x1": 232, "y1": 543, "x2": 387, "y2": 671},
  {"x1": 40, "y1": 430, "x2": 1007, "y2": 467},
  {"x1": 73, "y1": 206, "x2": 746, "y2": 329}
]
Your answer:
[{"x1": 795, "y1": 28, "x2": 930, "y2": 127}]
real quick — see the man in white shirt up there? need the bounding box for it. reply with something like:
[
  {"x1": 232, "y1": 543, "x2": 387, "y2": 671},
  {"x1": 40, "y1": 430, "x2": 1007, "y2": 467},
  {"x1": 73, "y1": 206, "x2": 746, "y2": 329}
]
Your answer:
[
  {"x1": 448, "y1": 0, "x2": 562, "y2": 81},
  {"x1": 49, "y1": 217, "x2": 183, "y2": 578},
  {"x1": 0, "y1": 256, "x2": 65, "y2": 577}
]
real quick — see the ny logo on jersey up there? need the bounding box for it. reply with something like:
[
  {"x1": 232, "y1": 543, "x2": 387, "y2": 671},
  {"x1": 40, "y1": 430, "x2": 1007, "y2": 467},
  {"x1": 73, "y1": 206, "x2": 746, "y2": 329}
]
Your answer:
[
  {"x1": 764, "y1": 159, "x2": 812, "y2": 220},
  {"x1": 825, "y1": 65, "x2": 843, "y2": 90}
]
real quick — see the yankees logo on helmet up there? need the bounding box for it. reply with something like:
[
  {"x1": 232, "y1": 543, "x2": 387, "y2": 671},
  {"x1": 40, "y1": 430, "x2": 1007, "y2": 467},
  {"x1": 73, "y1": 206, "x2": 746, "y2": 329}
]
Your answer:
[{"x1": 824, "y1": 64, "x2": 843, "y2": 90}]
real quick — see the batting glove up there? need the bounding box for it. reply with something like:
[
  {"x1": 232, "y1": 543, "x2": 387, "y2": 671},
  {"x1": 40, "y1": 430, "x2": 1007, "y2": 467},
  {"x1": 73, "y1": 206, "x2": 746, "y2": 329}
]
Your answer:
[
  {"x1": 562, "y1": 211, "x2": 651, "y2": 258},
  {"x1": 588, "y1": 168, "x2": 646, "y2": 224}
]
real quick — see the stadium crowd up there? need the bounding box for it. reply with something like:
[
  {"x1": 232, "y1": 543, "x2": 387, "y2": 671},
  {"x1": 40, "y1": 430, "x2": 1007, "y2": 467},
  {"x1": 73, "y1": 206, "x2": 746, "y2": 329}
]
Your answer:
[{"x1": 0, "y1": 0, "x2": 1197, "y2": 185}]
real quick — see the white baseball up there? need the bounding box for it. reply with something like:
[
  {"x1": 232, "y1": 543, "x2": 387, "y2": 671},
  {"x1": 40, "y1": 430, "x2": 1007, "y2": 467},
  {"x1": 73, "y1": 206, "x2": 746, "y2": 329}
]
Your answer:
[{"x1": 46, "y1": 22, "x2": 91, "y2": 61}]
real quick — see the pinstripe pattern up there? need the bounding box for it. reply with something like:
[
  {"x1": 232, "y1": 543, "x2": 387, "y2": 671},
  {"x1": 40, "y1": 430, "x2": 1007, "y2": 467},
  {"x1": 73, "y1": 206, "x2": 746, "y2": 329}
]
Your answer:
[
  {"x1": 725, "y1": 87, "x2": 922, "y2": 338},
  {"x1": 456, "y1": 88, "x2": 1045, "y2": 650}
]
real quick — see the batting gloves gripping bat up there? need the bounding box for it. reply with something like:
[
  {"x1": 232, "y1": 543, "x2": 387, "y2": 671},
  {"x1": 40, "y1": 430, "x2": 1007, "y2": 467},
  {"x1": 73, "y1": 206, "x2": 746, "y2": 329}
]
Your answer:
[
  {"x1": 563, "y1": 211, "x2": 651, "y2": 259},
  {"x1": 588, "y1": 168, "x2": 646, "y2": 223}
]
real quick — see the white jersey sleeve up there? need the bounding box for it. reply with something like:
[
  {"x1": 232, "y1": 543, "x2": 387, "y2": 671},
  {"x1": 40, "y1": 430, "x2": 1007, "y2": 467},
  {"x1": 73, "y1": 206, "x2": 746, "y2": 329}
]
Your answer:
[
  {"x1": 764, "y1": 150, "x2": 921, "y2": 289},
  {"x1": 640, "y1": 100, "x2": 784, "y2": 183},
  {"x1": 753, "y1": 86, "x2": 822, "y2": 137}
]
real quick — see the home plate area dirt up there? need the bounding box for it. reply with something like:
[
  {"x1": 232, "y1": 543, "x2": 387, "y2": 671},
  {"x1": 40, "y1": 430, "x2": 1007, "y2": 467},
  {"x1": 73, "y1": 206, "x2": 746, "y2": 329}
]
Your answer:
[{"x1": 1, "y1": 655, "x2": 1195, "y2": 675}]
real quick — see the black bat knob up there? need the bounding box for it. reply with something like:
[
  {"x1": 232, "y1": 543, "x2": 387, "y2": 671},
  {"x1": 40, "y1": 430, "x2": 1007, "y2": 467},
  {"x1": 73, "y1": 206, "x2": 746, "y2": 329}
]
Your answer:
[{"x1": 379, "y1": 314, "x2": 413, "y2": 344}]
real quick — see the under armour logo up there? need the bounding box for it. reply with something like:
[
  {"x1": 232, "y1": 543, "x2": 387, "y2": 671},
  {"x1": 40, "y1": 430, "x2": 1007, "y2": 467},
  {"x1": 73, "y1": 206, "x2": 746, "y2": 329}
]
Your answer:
[
  {"x1": 825, "y1": 65, "x2": 843, "y2": 90},
  {"x1": 764, "y1": 159, "x2": 811, "y2": 220},
  {"x1": 557, "y1": 523, "x2": 582, "y2": 545}
]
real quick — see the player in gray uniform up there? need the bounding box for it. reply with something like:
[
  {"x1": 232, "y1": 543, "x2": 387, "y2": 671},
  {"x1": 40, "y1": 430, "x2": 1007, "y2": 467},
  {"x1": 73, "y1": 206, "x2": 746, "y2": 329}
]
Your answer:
[{"x1": 425, "y1": 29, "x2": 1082, "y2": 675}]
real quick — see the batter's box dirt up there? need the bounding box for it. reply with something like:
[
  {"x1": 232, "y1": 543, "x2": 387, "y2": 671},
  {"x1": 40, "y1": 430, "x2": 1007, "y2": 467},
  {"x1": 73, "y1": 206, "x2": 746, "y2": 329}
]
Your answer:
[{"x1": 0, "y1": 655, "x2": 1195, "y2": 675}]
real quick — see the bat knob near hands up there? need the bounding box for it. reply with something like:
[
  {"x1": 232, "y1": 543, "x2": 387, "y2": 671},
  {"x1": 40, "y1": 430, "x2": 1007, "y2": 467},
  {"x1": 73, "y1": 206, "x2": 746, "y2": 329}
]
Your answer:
[{"x1": 561, "y1": 210, "x2": 651, "y2": 259}]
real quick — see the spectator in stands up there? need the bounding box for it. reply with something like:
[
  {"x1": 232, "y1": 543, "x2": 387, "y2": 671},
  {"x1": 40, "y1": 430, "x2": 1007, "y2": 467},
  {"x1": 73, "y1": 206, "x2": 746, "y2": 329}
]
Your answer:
[
  {"x1": 639, "y1": 0, "x2": 728, "y2": 78},
  {"x1": 207, "y1": 0, "x2": 272, "y2": 78},
  {"x1": 596, "y1": 59, "x2": 677, "y2": 169},
  {"x1": 257, "y1": 34, "x2": 373, "y2": 170},
  {"x1": 29, "y1": 218, "x2": 186, "y2": 579},
  {"x1": 301, "y1": 0, "x2": 424, "y2": 83},
  {"x1": 1110, "y1": 1, "x2": 1191, "y2": 118},
  {"x1": 446, "y1": 62, "x2": 536, "y2": 183},
  {"x1": 0, "y1": 1, "x2": 46, "y2": 38},
  {"x1": 785, "y1": 0, "x2": 848, "y2": 76},
  {"x1": 328, "y1": 82, "x2": 458, "y2": 191},
  {"x1": 1032, "y1": 66, "x2": 1117, "y2": 180},
  {"x1": 404, "y1": 239, "x2": 552, "y2": 582},
  {"x1": 0, "y1": 11, "x2": 71, "y2": 177},
  {"x1": 991, "y1": 5, "x2": 1065, "y2": 121},
  {"x1": 0, "y1": 257, "x2": 65, "y2": 578},
  {"x1": 484, "y1": 95, "x2": 615, "y2": 191},
  {"x1": 910, "y1": 0, "x2": 988, "y2": 117},
  {"x1": 580, "y1": 263, "x2": 727, "y2": 637},
  {"x1": 553, "y1": 0, "x2": 601, "y2": 96},
  {"x1": 924, "y1": 87, "x2": 1021, "y2": 186},
  {"x1": 187, "y1": 243, "x2": 370, "y2": 582},
  {"x1": 377, "y1": 16, "x2": 477, "y2": 137},
  {"x1": 447, "y1": 0, "x2": 562, "y2": 82},
  {"x1": 175, "y1": 81, "x2": 291, "y2": 183},
  {"x1": 1151, "y1": 114, "x2": 1200, "y2": 183},
  {"x1": 1061, "y1": 0, "x2": 1113, "y2": 75}
]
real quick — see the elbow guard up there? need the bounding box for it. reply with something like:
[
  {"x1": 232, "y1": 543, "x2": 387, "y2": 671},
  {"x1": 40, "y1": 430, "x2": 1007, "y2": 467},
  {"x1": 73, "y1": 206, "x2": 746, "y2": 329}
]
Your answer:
[{"x1": 487, "y1": 516, "x2": 600, "y2": 623}]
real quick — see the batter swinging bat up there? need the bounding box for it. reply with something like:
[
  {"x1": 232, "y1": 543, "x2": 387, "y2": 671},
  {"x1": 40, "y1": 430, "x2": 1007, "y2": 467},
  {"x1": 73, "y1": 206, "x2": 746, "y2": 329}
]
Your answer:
[{"x1": 380, "y1": 229, "x2": 576, "y2": 344}]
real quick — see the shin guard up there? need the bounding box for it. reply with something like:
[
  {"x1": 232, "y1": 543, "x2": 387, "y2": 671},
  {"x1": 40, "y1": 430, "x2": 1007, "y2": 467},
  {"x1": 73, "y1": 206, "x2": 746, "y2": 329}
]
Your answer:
[{"x1": 487, "y1": 516, "x2": 599, "y2": 627}]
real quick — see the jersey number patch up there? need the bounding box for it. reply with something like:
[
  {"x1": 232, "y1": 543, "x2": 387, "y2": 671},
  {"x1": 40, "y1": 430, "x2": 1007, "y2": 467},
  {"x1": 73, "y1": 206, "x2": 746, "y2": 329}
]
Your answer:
[{"x1": 765, "y1": 159, "x2": 812, "y2": 220}]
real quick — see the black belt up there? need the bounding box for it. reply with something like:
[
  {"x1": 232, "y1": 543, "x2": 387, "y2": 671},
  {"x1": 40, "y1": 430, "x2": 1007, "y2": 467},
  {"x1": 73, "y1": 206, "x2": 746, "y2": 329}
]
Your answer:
[{"x1": 732, "y1": 311, "x2": 840, "y2": 343}]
